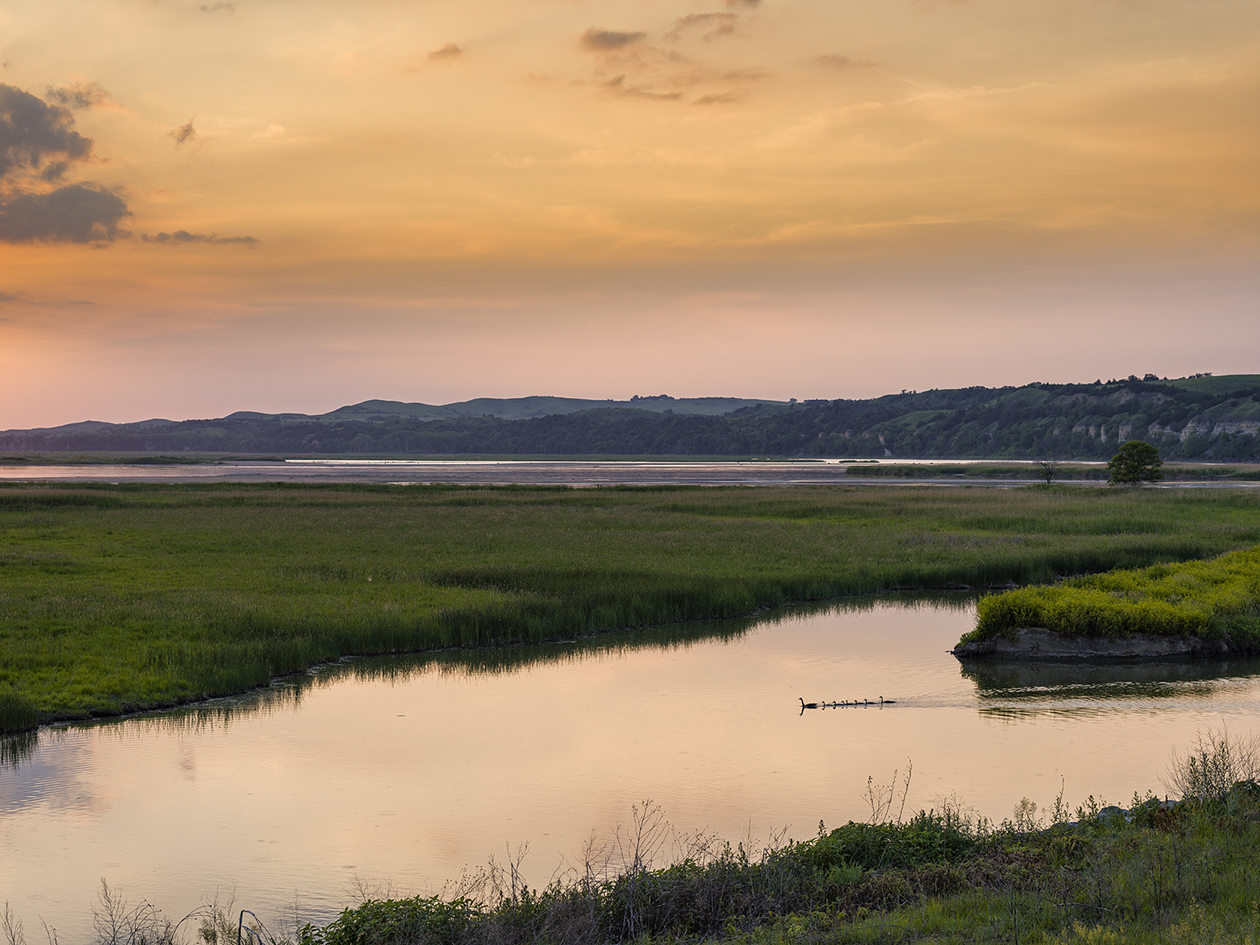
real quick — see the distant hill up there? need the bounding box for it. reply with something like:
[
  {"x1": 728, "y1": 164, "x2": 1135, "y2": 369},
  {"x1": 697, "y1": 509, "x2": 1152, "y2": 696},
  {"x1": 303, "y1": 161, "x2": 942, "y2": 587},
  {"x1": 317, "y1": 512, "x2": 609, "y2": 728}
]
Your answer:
[
  {"x1": 304, "y1": 394, "x2": 785, "y2": 422},
  {"x1": 3, "y1": 376, "x2": 1258, "y2": 461},
  {"x1": 217, "y1": 395, "x2": 786, "y2": 423}
]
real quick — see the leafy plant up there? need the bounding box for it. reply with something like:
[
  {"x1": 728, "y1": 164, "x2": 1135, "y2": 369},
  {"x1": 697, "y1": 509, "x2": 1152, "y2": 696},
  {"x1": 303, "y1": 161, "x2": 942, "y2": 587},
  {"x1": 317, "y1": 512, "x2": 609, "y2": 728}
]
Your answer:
[{"x1": 1165, "y1": 726, "x2": 1260, "y2": 802}]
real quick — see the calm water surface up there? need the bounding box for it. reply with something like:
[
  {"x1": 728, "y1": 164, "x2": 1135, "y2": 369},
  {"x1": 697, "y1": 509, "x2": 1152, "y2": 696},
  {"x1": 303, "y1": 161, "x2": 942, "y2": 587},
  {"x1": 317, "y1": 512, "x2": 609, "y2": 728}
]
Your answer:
[{"x1": 3, "y1": 598, "x2": 1260, "y2": 939}]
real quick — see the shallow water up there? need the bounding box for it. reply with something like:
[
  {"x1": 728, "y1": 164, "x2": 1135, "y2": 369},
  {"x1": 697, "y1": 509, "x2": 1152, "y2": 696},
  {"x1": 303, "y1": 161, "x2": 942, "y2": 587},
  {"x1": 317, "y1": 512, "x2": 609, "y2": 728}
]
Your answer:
[
  {"x1": 0, "y1": 458, "x2": 919, "y2": 486},
  {"x1": 3, "y1": 598, "x2": 1260, "y2": 939},
  {"x1": 1, "y1": 458, "x2": 1252, "y2": 488}
]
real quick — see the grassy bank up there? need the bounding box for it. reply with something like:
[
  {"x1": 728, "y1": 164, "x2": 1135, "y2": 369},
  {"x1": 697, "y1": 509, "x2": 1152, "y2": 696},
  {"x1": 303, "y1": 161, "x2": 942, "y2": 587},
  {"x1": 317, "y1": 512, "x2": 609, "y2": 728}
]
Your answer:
[
  {"x1": 962, "y1": 548, "x2": 1260, "y2": 648},
  {"x1": 291, "y1": 789, "x2": 1260, "y2": 945},
  {"x1": 182, "y1": 730, "x2": 1257, "y2": 945},
  {"x1": 12, "y1": 732, "x2": 1260, "y2": 945},
  {"x1": 4, "y1": 482, "x2": 1260, "y2": 731}
]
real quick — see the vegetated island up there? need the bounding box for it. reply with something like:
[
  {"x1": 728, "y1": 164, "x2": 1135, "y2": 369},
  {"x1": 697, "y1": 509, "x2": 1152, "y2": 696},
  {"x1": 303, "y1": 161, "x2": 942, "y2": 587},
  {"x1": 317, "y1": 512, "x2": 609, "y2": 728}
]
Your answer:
[{"x1": 953, "y1": 547, "x2": 1260, "y2": 660}]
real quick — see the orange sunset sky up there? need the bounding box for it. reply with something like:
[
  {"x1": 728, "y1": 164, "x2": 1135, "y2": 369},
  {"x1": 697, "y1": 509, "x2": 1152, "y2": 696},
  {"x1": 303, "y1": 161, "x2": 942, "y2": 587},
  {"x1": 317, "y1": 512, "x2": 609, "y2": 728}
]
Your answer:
[{"x1": 1, "y1": 0, "x2": 1257, "y2": 428}]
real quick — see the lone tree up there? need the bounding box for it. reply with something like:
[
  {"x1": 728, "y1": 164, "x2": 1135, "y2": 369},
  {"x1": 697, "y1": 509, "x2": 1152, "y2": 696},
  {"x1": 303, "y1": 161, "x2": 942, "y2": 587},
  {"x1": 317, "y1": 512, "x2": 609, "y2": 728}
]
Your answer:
[
  {"x1": 1037, "y1": 459, "x2": 1062, "y2": 485},
  {"x1": 1107, "y1": 440, "x2": 1163, "y2": 486}
]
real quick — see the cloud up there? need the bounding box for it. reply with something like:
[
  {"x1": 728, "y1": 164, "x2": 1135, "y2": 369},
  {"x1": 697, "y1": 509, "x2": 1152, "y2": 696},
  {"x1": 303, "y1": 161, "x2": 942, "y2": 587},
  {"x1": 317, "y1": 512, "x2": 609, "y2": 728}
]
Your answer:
[
  {"x1": 251, "y1": 124, "x2": 285, "y2": 139},
  {"x1": 603, "y1": 75, "x2": 682, "y2": 101},
  {"x1": 168, "y1": 118, "x2": 196, "y2": 146},
  {"x1": 200, "y1": 1, "x2": 236, "y2": 10},
  {"x1": 671, "y1": 13, "x2": 739, "y2": 40},
  {"x1": 45, "y1": 80, "x2": 113, "y2": 110},
  {"x1": 0, "y1": 84, "x2": 94, "y2": 181},
  {"x1": 694, "y1": 90, "x2": 747, "y2": 105},
  {"x1": 40, "y1": 160, "x2": 70, "y2": 182},
  {"x1": 581, "y1": 28, "x2": 648, "y2": 52},
  {"x1": 0, "y1": 292, "x2": 19, "y2": 303},
  {"x1": 725, "y1": 0, "x2": 759, "y2": 5},
  {"x1": 141, "y1": 230, "x2": 259, "y2": 245},
  {"x1": 0, "y1": 184, "x2": 130, "y2": 243},
  {"x1": 488, "y1": 152, "x2": 537, "y2": 167},
  {"x1": 817, "y1": 55, "x2": 878, "y2": 70},
  {"x1": 428, "y1": 42, "x2": 462, "y2": 61}
]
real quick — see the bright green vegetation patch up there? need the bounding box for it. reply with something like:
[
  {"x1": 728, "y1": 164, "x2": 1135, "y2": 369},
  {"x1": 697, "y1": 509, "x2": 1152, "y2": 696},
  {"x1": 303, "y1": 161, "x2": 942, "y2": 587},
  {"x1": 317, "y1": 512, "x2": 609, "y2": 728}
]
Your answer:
[
  {"x1": 4, "y1": 482, "x2": 1260, "y2": 730},
  {"x1": 964, "y1": 548, "x2": 1260, "y2": 647}
]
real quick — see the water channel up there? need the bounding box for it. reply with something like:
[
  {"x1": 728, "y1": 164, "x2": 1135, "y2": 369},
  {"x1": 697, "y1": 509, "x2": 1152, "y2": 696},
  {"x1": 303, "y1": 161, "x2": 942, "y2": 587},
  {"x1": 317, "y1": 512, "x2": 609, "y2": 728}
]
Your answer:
[{"x1": 5, "y1": 597, "x2": 1260, "y2": 938}]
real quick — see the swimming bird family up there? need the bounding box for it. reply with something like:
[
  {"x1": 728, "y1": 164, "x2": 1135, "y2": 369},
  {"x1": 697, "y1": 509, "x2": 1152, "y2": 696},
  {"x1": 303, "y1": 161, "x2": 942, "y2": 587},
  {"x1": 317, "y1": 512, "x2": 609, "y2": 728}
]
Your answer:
[{"x1": 799, "y1": 696, "x2": 896, "y2": 712}]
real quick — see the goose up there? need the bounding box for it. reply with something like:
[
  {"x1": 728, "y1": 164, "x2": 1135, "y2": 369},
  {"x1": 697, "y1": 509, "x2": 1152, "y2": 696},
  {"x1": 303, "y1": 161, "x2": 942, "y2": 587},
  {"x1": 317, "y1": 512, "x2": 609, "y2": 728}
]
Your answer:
[
  {"x1": 880, "y1": 696, "x2": 896, "y2": 705},
  {"x1": 799, "y1": 698, "x2": 819, "y2": 709}
]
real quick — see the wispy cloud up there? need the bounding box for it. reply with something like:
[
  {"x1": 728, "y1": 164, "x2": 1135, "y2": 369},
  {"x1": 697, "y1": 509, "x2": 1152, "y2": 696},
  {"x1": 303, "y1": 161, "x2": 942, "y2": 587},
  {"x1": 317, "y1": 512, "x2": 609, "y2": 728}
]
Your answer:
[
  {"x1": 45, "y1": 80, "x2": 113, "y2": 110},
  {"x1": 142, "y1": 230, "x2": 259, "y2": 245},
  {"x1": 603, "y1": 75, "x2": 682, "y2": 101},
  {"x1": 488, "y1": 152, "x2": 537, "y2": 167},
  {"x1": 816, "y1": 55, "x2": 878, "y2": 70},
  {"x1": 168, "y1": 118, "x2": 196, "y2": 147},
  {"x1": 670, "y1": 13, "x2": 739, "y2": 41},
  {"x1": 581, "y1": 29, "x2": 647, "y2": 52},
  {"x1": 428, "y1": 42, "x2": 463, "y2": 61},
  {"x1": 694, "y1": 90, "x2": 747, "y2": 105},
  {"x1": 199, "y1": 2, "x2": 236, "y2": 12}
]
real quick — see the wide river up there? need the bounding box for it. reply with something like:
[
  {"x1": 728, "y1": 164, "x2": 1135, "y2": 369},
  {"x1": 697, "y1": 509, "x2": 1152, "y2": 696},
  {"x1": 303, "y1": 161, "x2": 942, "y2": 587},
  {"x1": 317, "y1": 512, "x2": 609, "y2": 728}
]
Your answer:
[{"x1": 3, "y1": 597, "x2": 1259, "y2": 941}]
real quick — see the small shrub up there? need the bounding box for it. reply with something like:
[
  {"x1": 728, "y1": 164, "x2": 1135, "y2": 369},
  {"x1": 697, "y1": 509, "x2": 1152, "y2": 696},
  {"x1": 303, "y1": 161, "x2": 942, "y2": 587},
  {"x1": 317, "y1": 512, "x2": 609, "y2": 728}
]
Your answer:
[{"x1": 1165, "y1": 727, "x2": 1260, "y2": 802}]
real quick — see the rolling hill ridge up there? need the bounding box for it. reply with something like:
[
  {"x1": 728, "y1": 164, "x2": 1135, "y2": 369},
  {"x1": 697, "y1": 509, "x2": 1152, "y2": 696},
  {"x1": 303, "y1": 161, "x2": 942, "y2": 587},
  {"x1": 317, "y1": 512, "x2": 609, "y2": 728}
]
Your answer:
[{"x1": 3, "y1": 376, "x2": 1259, "y2": 460}]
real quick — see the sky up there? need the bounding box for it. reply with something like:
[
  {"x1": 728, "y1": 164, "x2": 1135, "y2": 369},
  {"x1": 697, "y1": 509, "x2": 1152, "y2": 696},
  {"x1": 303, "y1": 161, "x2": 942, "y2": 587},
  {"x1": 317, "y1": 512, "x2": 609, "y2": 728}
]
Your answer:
[{"x1": 1, "y1": 0, "x2": 1258, "y2": 428}]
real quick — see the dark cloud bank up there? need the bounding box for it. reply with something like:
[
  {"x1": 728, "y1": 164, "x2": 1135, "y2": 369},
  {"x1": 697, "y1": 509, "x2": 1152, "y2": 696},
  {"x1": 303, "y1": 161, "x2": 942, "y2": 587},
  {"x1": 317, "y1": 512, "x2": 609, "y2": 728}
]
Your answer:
[
  {"x1": 0, "y1": 184, "x2": 129, "y2": 242},
  {"x1": 0, "y1": 83, "x2": 256, "y2": 246},
  {"x1": 0, "y1": 83, "x2": 127, "y2": 242}
]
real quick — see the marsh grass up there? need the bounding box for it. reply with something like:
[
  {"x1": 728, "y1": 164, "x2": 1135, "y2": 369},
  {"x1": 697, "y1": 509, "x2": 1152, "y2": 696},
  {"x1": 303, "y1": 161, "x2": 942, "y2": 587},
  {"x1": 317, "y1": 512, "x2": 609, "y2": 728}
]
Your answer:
[
  {"x1": 3, "y1": 482, "x2": 1260, "y2": 729},
  {"x1": 967, "y1": 547, "x2": 1260, "y2": 647},
  {"x1": 0, "y1": 691, "x2": 39, "y2": 735}
]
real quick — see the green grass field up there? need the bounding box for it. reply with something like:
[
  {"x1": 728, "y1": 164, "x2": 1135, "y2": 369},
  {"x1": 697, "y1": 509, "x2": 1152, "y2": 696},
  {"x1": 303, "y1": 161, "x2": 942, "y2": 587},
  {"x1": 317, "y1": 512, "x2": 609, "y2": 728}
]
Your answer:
[{"x1": 4, "y1": 482, "x2": 1260, "y2": 732}]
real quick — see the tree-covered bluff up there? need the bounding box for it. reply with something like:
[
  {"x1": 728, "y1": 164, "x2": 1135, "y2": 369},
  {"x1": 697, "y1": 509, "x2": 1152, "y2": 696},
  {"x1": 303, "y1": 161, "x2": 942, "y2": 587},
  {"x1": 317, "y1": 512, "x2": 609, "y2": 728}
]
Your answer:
[{"x1": 4, "y1": 375, "x2": 1259, "y2": 459}]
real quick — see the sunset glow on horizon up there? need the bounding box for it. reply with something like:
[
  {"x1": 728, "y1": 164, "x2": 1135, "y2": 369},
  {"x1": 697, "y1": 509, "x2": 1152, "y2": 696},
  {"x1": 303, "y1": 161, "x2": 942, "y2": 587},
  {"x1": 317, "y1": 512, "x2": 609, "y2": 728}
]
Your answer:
[{"x1": 2, "y1": 0, "x2": 1257, "y2": 428}]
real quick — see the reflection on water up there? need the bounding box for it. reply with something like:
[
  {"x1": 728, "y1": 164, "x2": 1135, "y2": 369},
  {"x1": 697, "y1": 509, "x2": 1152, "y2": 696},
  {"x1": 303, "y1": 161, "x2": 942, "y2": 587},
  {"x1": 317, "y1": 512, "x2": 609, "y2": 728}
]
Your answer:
[
  {"x1": 0, "y1": 729, "x2": 36, "y2": 769},
  {"x1": 958, "y1": 656, "x2": 1260, "y2": 720},
  {"x1": 3, "y1": 593, "x2": 1259, "y2": 941},
  {"x1": 960, "y1": 657, "x2": 1260, "y2": 694},
  {"x1": 1, "y1": 593, "x2": 969, "y2": 770}
]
